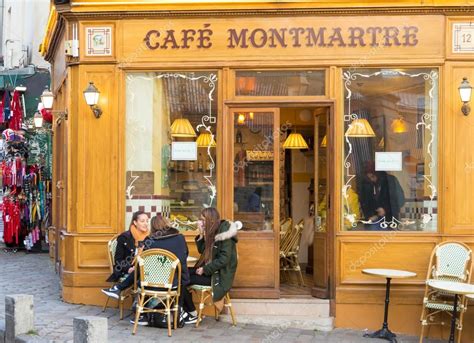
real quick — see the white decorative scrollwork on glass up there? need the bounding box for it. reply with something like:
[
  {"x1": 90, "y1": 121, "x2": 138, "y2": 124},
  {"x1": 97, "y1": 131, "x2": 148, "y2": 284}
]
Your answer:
[
  {"x1": 343, "y1": 69, "x2": 438, "y2": 231},
  {"x1": 126, "y1": 72, "x2": 217, "y2": 207}
]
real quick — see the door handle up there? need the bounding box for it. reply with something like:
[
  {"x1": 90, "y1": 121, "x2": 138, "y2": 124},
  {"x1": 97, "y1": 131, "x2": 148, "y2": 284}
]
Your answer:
[{"x1": 56, "y1": 181, "x2": 64, "y2": 189}]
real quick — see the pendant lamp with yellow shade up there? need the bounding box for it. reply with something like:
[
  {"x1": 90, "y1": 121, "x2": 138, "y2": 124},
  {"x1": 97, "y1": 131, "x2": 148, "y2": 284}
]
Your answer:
[
  {"x1": 345, "y1": 118, "x2": 376, "y2": 137},
  {"x1": 237, "y1": 113, "x2": 246, "y2": 125},
  {"x1": 283, "y1": 132, "x2": 309, "y2": 149},
  {"x1": 391, "y1": 117, "x2": 408, "y2": 133},
  {"x1": 283, "y1": 111, "x2": 309, "y2": 149},
  {"x1": 320, "y1": 135, "x2": 327, "y2": 148},
  {"x1": 196, "y1": 132, "x2": 217, "y2": 148},
  {"x1": 170, "y1": 118, "x2": 196, "y2": 138}
]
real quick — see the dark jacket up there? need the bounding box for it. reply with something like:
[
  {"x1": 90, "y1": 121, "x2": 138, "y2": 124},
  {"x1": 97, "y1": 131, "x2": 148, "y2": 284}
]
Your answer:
[
  {"x1": 144, "y1": 228, "x2": 190, "y2": 287},
  {"x1": 359, "y1": 172, "x2": 405, "y2": 222},
  {"x1": 106, "y1": 230, "x2": 137, "y2": 283},
  {"x1": 195, "y1": 220, "x2": 241, "y2": 301}
]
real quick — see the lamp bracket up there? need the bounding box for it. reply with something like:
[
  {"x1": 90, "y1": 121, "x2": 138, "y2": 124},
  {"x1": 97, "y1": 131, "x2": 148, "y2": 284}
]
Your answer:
[
  {"x1": 54, "y1": 109, "x2": 68, "y2": 126},
  {"x1": 91, "y1": 105, "x2": 102, "y2": 118},
  {"x1": 462, "y1": 103, "x2": 471, "y2": 116}
]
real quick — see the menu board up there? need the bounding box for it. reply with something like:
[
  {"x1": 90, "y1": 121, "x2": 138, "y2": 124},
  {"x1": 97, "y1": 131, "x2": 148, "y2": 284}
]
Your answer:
[{"x1": 375, "y1": 152, "x2": 402, "y2": 171}]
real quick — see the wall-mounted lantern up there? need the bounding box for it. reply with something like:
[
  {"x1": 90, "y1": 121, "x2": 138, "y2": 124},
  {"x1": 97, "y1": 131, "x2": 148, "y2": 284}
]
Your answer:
[
  {"x1": 459, "y1": 77, "x2": 472, "y2": 116},
  {"x1": 83, "y1": 82, "x2": 102, "y2": 118}
]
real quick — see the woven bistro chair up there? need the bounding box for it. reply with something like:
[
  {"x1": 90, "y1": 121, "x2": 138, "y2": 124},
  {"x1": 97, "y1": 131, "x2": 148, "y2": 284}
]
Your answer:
[
  {"x1": 419, "y1": 242, "x2": 472, "y2": 343},
  {"x1": 132, "y1": 249, "x2": 181, "y2": 337},
  {"x1": 280, "y1": 220, "x2": 305, "y2": 285},
  {"x1": 279, "y1": 219, "x2": 295, "y2": 282},
  {"x1": 189, "y1": 285, "x2": 237, "y2": 328},
  {"x1": 102, "y1": 234, "x2": 134, "y2": 320},
  {"x1": 280, "y1": 218, "x2": 293, "y2": 237}
]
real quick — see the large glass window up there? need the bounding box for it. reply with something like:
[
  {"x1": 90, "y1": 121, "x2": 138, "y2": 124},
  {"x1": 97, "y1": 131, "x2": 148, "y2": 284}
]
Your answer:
[
  {"x1": 236, "y1": 70, "x2": 325, "y2": 96},
  {"x1": 342, "y1": 68, "x2": 438, "y2": 232},
  {"x1": 125, "y1": 72, "x2": 218, "y2": 230}
]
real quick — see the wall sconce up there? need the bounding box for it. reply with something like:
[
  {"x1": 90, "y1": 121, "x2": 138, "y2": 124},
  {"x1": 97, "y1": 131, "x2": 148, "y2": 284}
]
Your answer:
[
  {"x1": 33, "y1": 111, "x2": 44, "y2": 128},
  {"x1": 459, "y1": 77, "x2": 472, "y2": 116},
  {"x1": 83, "y1": 82, "x2": 102, "y2": 118},
  {"x1": 41, "y1": 87, "x2": 54, "y2": 110}
]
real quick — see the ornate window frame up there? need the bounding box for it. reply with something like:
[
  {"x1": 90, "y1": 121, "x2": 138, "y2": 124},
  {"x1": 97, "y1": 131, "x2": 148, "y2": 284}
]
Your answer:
[{"x1": 342, "y1": 69, "x2": 438, "y2": 230}]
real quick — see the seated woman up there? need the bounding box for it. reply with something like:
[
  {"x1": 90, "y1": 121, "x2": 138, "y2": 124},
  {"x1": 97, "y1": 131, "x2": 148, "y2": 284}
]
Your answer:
[
  {"x1": 181, "y1": 207, "x2": 240, "y2": 319},
  {"x1": 103, "y1": 214, "x2": 192, "y2": 325},
  {"x1": 103, "y1": 210, "x2": 150, "y2": 291}
]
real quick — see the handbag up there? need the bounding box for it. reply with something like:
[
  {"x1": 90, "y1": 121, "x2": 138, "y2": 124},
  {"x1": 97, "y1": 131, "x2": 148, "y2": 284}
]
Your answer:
[{"x1": 148, "y1": 307, "x2": 184, "y2": 329}]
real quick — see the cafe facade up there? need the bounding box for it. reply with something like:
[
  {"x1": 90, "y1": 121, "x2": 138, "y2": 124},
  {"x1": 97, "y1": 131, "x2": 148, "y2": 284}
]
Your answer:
[{"x1": 42, "y1": 0, "x2": 474, "y2": 341}]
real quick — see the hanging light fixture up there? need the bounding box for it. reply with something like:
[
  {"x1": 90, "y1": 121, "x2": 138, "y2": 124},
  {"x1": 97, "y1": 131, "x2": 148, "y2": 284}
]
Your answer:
[
  {"x1": 33, "y1": 111, "x2": 44, "y2": 128},
  {"x1": 249, "y1": 112, "x2": 254, "y2": 120},
  {"x1": 378, "y1": 137, "x2": 385, "y2": 149},
  {"x1": 170, "y1": 118, "x2": 197, "y2": 138},
  {"x1": 345, "y1": 118, "x2": 376, "y2": 137},
  {"x1": 320, "y1": 135, "x2": 327, "y2": 148},
  {"x1": 237, "y1": 113, "x2": 246, "y2": 125},
  {"x1": 41, "y1": 86, "x2": 54, "y2": 110},
  {"x1": 391, "y1": 117, "x2": 407, "y2": 133},
  {"x1": 196, "y1": 132, "x2": 217, "y2": 147},
  {"x1": 283, "y1": 132, "x2": 309, "y2": 149}
]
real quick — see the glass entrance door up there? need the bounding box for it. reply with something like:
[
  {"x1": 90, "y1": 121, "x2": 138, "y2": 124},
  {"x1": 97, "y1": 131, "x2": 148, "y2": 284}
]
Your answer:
[
  {"x1": 312, "y1": 107, "x2": 332, "y2": 298},
  {"x1": 231, "y1": 108, "x2": 280, "y2": 233}
]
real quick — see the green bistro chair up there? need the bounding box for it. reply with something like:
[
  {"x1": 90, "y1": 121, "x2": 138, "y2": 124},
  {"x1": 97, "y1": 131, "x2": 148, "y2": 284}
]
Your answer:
[
  {"x1": 132, "y1": 249, "x2": 181, "y2": 337},
  {"x1": 103, "y1": 234, "x2": 134, "y2": 320},
  {"x1": 419, "y1": 242, "x2": 472, "y2": 343}
]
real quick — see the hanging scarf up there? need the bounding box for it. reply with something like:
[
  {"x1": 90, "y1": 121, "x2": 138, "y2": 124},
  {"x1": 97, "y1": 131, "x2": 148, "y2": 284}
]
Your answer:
[
  {"x1": 129, "y1": 224, "x2": 149, "y2": 247},
  {"x1": 9, "y1": 90, "x2": 22, "y2": 130}
]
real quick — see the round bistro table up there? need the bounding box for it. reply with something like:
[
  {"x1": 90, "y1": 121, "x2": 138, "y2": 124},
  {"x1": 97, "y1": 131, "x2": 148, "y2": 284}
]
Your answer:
[
  {"x1": 426, "y1": 280, "x2": 474, "y2": 343},
  {"x1": 362, "y1": 268, "x2": 417, "y2": 343}
]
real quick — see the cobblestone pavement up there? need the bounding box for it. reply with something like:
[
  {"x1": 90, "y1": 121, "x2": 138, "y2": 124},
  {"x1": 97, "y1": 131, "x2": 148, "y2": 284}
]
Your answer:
[{"x1": 0, "y1": 249, "x2": 445, "y2": 343}]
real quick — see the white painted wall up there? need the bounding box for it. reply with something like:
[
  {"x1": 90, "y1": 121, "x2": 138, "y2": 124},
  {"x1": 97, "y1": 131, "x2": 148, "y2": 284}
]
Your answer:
[{"x1": 2, "y1": 0, "x2": 50, "y2": 69}]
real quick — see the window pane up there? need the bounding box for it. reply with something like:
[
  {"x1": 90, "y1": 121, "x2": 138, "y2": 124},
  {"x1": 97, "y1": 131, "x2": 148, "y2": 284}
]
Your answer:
[
  {"x1": 342, "y1": 69, "x2": 438, "y2": 232},
  {"x1": 236, "y1": 70, "x2": 325, "y2": 96},
  {"x1": 125, "y1": 72, "x2": 218, "y2": 230},
  {"x1": 233, "y1": 111, "x2": 274, "y2": 231}
]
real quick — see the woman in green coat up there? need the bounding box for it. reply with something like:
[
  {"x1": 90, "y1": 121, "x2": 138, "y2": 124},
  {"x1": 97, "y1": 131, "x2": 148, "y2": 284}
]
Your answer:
[{"x1": 181, "y1": 207, "x2": 241, "y2": 322}]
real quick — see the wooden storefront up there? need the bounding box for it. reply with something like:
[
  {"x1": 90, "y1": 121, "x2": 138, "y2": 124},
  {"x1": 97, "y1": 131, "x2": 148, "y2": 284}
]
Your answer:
[{"x1": 42, "y1": 1, "x2": 474, "y2": 341}]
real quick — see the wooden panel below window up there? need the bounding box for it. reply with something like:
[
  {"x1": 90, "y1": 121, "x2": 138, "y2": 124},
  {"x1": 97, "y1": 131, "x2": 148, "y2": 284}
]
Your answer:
[
  {"x1": 77, "y1": 239, "x2": 110, "y2": 269},
  {"x1": 233, "y1": 235, "x2": 275, "y2": 288},
  {"x1": 313, "y1": 233, "x2": 328, "y2": 289},
  {"x1": 338, "y1": 238, "x2": 437, "y2": 284}
]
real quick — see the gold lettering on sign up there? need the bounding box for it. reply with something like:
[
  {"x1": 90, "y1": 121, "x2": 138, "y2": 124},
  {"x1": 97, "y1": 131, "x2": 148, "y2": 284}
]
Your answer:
[{"x1": 144, "y1": 24, "x2": 420, "y2": 50}]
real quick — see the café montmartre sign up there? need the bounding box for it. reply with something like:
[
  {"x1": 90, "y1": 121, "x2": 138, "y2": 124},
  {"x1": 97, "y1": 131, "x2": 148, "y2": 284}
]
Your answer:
[{"x1": 144, "y1": 24, "x2": 419, "y2": 50}]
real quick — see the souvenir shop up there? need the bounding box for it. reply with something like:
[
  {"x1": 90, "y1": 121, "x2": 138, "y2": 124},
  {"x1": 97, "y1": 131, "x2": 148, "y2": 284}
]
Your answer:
[{"x1": 0, "y1": 81, "x2": 53, "y2": 253}]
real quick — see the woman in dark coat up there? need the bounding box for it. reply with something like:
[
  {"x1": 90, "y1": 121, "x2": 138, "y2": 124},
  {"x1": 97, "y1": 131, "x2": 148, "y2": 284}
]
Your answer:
[
  {"x1": 143, "y1": 215, "x2": 190, "y2": 288},
  {"x1": 106, "y1": 210, "x2": 150, "y2": 283}
]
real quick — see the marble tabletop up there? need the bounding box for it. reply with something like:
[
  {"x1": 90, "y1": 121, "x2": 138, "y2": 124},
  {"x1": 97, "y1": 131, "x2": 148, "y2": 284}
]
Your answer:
[
  {"x1": 427, "y1": 280, "x2": 474, "y2": 295},
  {"x1": 362, "y1": 268, "x2": 417, "y2": 279}
]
